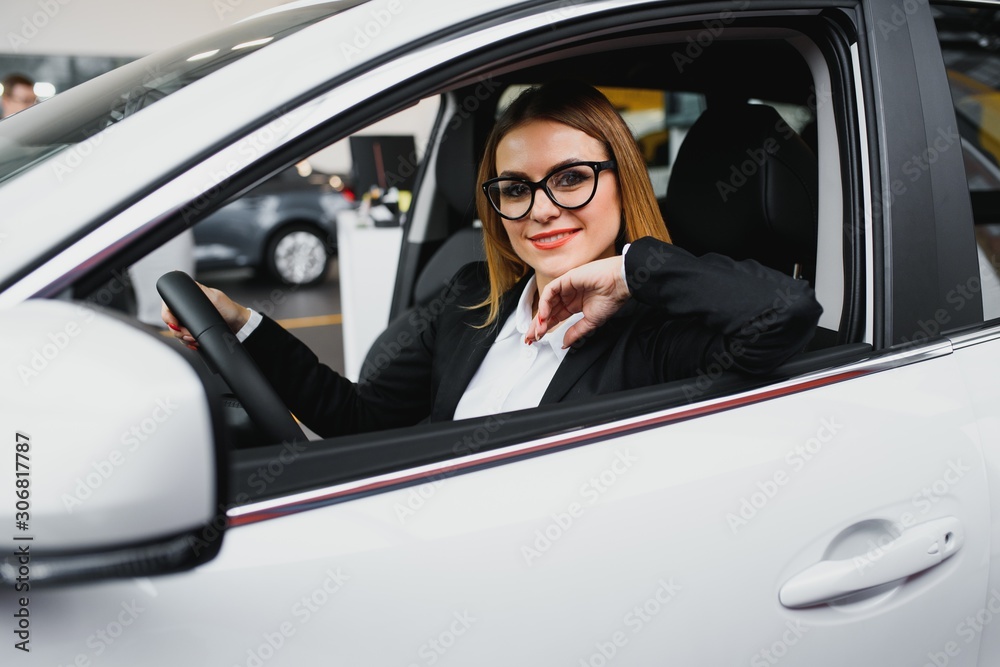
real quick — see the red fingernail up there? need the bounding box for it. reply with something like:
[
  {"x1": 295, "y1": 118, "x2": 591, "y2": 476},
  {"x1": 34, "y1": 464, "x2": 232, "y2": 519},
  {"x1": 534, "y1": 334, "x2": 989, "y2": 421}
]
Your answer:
[
  {"x1": 187, "y1": 344, "x2": 198, "y2": 351},
  {"x1": 167, "y1": 323, "x2": 180, "y2": 331}
]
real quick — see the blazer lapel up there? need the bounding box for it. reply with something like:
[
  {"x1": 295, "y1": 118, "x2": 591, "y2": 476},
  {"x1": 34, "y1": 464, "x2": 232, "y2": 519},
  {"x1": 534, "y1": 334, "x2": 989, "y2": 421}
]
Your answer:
[
  {"x1": 539, "y1": 300, "x2": 639, "y2": 405},
  {"x1": 434, "y1": 273, "x2": 532, "y2": 419}
]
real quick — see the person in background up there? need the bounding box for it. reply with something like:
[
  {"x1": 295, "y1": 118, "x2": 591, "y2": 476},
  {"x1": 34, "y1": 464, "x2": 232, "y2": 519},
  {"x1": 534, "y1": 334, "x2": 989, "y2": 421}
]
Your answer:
[{"x1": 1, "y1": 73, "x2": 37, "y2": 118}]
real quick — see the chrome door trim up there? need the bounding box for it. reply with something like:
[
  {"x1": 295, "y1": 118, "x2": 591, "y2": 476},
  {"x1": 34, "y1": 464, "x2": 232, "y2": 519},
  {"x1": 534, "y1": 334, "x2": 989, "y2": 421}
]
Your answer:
[{"x1": 950, "y1": 325, "x2": 1000, "y2": 349}]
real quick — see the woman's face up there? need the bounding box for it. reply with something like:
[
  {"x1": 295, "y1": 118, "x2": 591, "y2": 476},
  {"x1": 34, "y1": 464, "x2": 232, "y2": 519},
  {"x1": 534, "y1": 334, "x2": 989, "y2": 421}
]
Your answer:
[{"x1": 495, "y1": 119, "x2": 621, "y2": 289}]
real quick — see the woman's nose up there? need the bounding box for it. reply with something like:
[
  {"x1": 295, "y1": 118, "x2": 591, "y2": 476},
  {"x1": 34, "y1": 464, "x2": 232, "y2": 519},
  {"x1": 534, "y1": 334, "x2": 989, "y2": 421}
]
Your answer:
[{"x1": 528, "y1": 188, "x2": 561, "y2": 222}]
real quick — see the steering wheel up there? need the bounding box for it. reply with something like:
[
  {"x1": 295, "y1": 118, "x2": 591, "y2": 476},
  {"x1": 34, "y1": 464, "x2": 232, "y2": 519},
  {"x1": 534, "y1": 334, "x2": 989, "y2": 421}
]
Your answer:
[{"x1": 156, "y1": 271, "x2": 306, "y2": 445}]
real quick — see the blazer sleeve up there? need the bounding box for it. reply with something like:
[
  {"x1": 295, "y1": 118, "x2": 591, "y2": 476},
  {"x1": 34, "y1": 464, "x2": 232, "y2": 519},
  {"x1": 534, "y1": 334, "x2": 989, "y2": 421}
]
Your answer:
[
  {"x1": 241, "y1": 265, "x2": 478, "y2": 437},
  {"x1": 623, "y1": 236, "x2": 823, "y2": 380}
]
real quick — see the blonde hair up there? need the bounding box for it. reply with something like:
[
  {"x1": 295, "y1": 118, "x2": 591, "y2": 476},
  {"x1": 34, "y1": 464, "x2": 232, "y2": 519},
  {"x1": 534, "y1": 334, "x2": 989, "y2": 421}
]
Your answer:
[{"x1": 475, "y1": 81, "x2": 671, "y2": 326}]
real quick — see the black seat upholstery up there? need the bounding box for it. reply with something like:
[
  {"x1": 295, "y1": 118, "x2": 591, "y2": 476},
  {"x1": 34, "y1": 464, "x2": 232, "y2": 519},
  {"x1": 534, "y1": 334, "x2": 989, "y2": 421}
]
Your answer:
[
  {"x1": 412, "y1": 226, "x2": 484, "y2": 304},
  {"x1": 408, "y1": 95, "x2": 485, "y2": 306},
  {"x1": 662, "y1": 102, "x2": 818, "y2": 283}
]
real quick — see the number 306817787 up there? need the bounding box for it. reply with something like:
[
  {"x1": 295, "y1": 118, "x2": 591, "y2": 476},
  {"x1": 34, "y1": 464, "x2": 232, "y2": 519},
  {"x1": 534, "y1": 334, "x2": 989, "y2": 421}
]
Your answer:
[{"x1": 14, "y1": 432, "x2": 29, "y2": 532}]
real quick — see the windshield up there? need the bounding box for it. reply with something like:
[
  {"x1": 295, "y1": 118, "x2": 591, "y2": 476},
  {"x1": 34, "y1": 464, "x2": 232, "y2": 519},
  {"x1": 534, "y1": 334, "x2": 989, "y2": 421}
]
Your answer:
[{"x1": 0, "y1": 2, "x2": 365, "y2": 185}]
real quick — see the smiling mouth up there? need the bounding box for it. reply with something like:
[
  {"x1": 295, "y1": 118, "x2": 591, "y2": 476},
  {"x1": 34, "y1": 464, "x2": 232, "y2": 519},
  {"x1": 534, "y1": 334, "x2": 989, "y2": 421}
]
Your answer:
[{"x1": 529, "y1": 229, "x2": 580, "y2": 248}]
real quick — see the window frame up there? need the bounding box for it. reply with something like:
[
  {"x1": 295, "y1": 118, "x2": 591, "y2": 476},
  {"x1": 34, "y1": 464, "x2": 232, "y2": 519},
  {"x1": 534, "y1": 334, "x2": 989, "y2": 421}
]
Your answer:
[{"x1": 217, "y1": 6, "x2": 874, "y2": 506}]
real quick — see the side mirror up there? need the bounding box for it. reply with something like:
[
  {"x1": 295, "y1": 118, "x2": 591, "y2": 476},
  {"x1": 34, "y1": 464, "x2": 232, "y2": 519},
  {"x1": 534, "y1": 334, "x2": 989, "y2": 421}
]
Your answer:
[{"x1": 0, "y1": 300, "x2": 227, "y2": 585}]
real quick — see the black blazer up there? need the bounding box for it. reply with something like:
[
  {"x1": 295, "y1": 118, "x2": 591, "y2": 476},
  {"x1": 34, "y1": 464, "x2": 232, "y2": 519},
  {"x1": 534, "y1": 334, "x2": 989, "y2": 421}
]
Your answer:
[{"x1": 243, "y1": 237, "x2": 823, "y2": 438}]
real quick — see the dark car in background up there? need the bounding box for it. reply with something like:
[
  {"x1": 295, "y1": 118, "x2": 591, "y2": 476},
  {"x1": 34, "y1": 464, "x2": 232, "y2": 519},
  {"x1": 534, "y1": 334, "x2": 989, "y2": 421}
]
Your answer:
[{"x1": 194, "y1": 165, "x2": 355, "y2": 285}]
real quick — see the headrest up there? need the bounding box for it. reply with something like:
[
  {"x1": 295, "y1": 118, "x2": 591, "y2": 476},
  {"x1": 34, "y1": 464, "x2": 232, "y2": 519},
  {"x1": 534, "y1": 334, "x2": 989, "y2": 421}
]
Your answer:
[{"x1": 663, "y1": 102, "x2": 818, "y2": 280}]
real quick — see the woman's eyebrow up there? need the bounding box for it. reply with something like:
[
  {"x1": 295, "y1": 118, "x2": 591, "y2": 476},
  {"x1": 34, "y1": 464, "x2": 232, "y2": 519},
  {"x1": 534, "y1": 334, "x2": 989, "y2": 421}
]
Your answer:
[{"x1": 498, "y1": 157, "x2": 587, "y2": 179}]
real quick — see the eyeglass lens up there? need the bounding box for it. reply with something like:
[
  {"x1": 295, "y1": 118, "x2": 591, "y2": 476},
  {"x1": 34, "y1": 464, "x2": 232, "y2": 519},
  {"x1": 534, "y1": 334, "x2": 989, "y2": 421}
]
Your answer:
[{"x1": 487, "y1": 163, "x2": 600, "y2": 219}]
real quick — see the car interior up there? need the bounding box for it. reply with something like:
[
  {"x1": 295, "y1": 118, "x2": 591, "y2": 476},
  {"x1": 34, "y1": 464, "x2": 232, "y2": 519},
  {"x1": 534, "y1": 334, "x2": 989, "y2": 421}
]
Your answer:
[{"x1": 69, "y1": 10, "x2": 877, "y2": 503}]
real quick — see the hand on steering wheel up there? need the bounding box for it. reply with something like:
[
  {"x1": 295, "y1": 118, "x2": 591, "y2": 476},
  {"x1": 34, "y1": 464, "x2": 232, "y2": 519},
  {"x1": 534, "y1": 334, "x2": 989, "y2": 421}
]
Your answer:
[{"x1": 157, "y1": 271, "x2": 306, "y2": 446}]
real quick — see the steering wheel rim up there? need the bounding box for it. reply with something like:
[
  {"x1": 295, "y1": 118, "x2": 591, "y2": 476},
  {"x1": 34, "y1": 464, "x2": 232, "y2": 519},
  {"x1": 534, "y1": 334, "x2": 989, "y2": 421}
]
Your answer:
[{"x1": 156, "y1": 271, "x2": 306, "y2": 446}]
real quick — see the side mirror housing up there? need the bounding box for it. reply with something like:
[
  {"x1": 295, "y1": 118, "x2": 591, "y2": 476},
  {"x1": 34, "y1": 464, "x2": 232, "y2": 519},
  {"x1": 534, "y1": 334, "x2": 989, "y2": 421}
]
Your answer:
[{"x1": 0, "y1": 300, "x2": 227, "y2": 585}]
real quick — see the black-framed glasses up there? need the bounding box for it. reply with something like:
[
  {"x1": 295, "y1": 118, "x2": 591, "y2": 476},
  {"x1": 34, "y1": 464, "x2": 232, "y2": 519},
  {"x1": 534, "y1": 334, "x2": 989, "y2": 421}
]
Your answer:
[{"x1": 482, "y1": 159, "x2": 617, "y2": 220}]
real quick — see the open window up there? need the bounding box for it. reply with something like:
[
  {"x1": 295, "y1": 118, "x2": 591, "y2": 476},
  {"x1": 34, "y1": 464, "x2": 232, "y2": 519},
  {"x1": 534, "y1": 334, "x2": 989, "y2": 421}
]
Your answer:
[{"x1": 61, "y1": 5, "x2": 871, "y2": 508}]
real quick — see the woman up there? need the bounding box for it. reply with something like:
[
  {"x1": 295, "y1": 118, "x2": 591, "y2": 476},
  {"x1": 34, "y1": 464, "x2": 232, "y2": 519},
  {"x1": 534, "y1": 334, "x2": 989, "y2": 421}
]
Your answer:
[{"x1": 164, "y1": 81, "x2": 822, "y2": 437}]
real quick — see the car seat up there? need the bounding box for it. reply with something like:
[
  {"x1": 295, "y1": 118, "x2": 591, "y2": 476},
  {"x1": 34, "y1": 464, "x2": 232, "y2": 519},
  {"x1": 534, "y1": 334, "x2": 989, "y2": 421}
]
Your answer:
[
  {"x1": 410, "y1": 95, "x2": 486, "y2": 306},
  {"x1": 662, "y1": 101, "x2": 819, "y2": 284}
]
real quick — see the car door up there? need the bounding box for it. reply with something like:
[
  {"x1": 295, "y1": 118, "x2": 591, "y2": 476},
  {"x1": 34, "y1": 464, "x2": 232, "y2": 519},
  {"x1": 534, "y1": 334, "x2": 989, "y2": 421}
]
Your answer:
[{"x1": 1, "y1": 1, "x2": 994, "y2": 666}]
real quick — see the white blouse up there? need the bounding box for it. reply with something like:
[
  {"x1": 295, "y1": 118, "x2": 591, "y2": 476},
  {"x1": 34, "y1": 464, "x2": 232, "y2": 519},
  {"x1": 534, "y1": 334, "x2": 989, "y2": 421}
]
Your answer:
[{"x1": 452, "y1": 274, "x2": 585, "y2": 420}]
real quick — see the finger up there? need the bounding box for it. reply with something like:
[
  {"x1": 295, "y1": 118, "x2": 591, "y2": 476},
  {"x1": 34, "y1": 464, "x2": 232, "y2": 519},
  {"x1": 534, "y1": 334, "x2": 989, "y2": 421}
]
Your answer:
[
  {"x1": 536, "y1": 285, "x2": 552, "y2": 312},
  {"x1": 161, "y1": 301, "x2": 180, "y2": 330},
  {"x1": 524, "y1": 320, "x2": 537, "y2": 345},
  {"x1": 561, "y1": 317, "x2": 599, "y2": 349},
  {"x1": 532, "y1": 281, "x2": 561, "y2": 342},
  {"x1": 537, "y1": 283, "x2": 576, "y2": 325}
]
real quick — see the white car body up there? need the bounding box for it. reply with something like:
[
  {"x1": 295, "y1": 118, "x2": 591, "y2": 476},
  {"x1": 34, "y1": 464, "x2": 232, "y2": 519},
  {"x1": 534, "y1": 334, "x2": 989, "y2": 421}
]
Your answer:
[{"x1": 0, "y1": 0, "x2": 999, "y2": 665}]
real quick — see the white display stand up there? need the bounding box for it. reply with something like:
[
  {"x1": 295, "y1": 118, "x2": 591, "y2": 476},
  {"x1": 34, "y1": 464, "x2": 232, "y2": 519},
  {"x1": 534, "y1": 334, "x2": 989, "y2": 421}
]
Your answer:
[{"x1": 336, "y1": 209, "x2": 403, "y2": 381}]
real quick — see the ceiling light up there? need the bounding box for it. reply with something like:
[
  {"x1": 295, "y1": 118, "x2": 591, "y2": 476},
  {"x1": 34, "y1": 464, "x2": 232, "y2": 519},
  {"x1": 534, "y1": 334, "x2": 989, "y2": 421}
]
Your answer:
[{"x1": 187, "y1": 49, "x2": 220, "y2": 62}]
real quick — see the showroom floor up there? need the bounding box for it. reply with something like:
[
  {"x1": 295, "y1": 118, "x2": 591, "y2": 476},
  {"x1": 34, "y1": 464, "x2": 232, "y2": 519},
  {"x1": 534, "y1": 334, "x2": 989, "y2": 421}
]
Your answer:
[{"x1": 195, "y1": 257, "x2": 345, "y2": 377}]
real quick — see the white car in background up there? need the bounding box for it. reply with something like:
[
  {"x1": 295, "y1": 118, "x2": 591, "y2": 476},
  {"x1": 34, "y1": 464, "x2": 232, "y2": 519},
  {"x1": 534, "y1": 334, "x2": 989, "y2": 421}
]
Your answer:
[{"x1": 2, "y1": 0, "x2": 1000, "y2": 665}]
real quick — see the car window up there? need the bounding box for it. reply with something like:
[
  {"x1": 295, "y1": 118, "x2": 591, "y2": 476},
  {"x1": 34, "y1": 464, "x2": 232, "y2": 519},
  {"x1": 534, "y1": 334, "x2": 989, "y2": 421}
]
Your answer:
[
  {"x1": 76, "y1": 8, "x2": 863, "y2": 495},
  {"x1": 935, "y1": 3, "x2": 1000, "y2": 319},
  {"x1": 123, "y1": 96, "x2": 442, "y2": 391}
]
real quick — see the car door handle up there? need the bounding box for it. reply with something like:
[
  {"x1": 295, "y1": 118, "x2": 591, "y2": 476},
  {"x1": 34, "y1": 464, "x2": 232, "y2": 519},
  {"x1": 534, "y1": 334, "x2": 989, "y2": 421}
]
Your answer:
[{"x1": 779, "y1": 516, "x2": 963, "y2": 609}]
